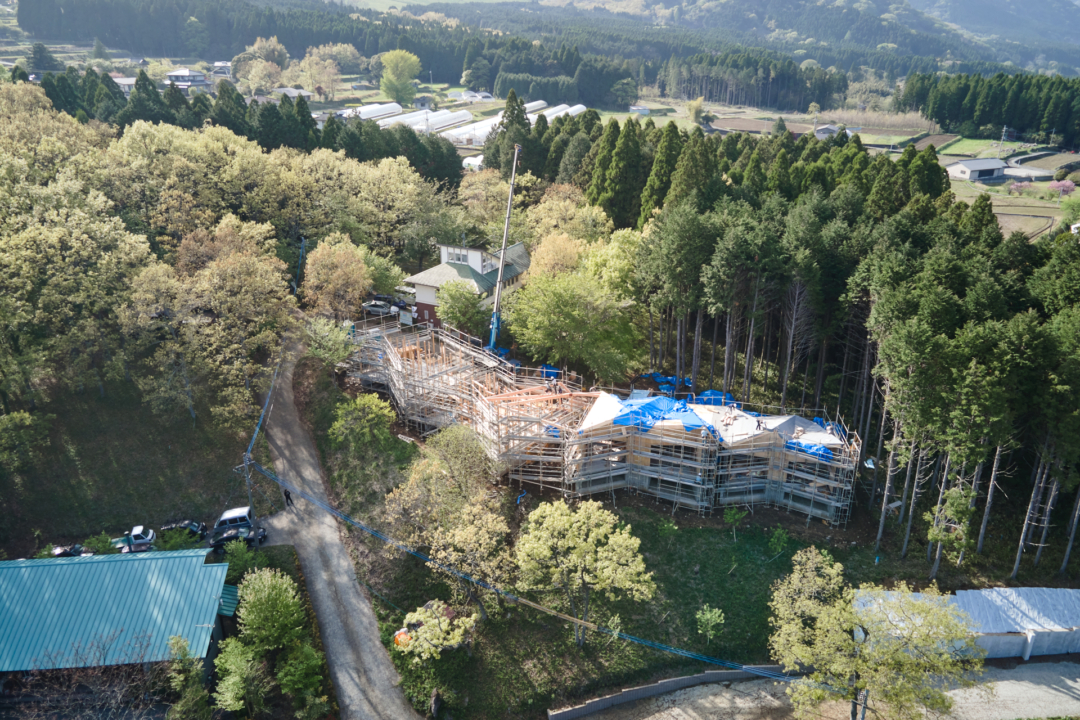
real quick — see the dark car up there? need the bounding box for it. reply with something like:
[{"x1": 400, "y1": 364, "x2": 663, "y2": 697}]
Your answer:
[
  {"x1": 374, "y1": 294, "x2": 409, "y2": 310},
  {"x1": 161, "y1": 520, "x2": 208, "y2": 540},
  {"x1": 51, "y1": 543, "x2": 91, "y2": 558},
  {"x1": 210, "y1": 526, "x2": 268, "y2": 554}
]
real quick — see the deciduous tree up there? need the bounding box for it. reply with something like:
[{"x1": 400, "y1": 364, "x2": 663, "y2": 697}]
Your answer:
[{"x1": 516, "y1": 500, "x2": 655, "y2": 646}]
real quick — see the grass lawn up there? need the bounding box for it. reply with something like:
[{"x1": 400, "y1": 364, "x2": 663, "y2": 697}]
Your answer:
[
  {"x1": 295, "y1": 344, "x2": 1080, "y2": 718},
  {"x1": 938, "y1": 138, "x2": 1026, "y2": 157},
  {"x1": 0, "y1": 381, "x2": 275, "y2": 558}
]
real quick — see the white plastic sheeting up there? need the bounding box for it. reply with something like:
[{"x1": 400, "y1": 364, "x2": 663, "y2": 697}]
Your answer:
[
  {"x1": 953, "y1": 588, "x2": 1080, "y2": 658},
  {"x1": 857, "y1": 588, "x2": 1080, "y2": 660},
  {"x1": 339, "y1": 103, "x2": 402, "y2": 121}
]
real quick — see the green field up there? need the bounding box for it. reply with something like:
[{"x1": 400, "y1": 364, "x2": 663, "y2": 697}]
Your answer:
[{"x1": 937, "y1": 137, "x2": 1027, "y2": 157}]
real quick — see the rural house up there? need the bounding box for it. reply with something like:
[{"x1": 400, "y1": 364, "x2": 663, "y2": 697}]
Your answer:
[
  {"x1": 405, "y1": 243, "x2": 530, "y2": 325},
  {"x1": 165, "y1": 68, "x2": 212, "y2": 96},
  {"x1": 945, "y1": 158, "x2": 1008, "y2": 182}
]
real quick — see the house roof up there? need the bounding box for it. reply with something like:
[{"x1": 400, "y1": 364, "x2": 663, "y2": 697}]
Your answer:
[
  {"x1": 0, "y1": 550, "x2": 227, "y2": 672},
  {"x1": 406, "y1": 242, "x2": 530, "y2": 294},
  {"x1": 166, "y1": 68, "x2": 202, "y2": 77},
  {"x1": 946, "y1": 158, "x2": 1008, "y2": 171},
  {"x1": 274, "y1": 87, "x2": 313, "y2": 98}
]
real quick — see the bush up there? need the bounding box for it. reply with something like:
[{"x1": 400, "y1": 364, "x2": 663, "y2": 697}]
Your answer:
[
  {"x1": 328, "y1": 394, "x2": 396, "y2": 453},
  {"x1": 158, "y1": 529, "x2": 203, "y2": 551},
  {"x1": 212, "y1": 638, "x2": 273, "y2": 716},
  {"x1": 81, "y1": 531, "x2": 119, "y2": 555},
  {"x1": 276, "y1": 642, "x2": 325, "y2": 699},
  {"x1": 223, "y1": 540, "x2": 266, "y2": 585},
  {"x1": 238, "y1": 568, "x2": 306, "y2": 654},
  {"x1": 1055, "y1": 168, "x2": 1070, "y2": 181}
]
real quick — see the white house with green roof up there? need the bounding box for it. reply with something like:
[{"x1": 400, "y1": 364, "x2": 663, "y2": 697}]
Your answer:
[{"x1": 406, "y1": 242, "x2": 530, "y2": 325}]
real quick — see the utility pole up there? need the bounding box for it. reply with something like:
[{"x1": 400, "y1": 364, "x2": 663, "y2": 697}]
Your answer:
[
  {"x1": 998, "y1": 125, "x2": 1008, "y2": 157},
  {"x1": 488, "y1": 143, "x2": 521, "y2": 350}
]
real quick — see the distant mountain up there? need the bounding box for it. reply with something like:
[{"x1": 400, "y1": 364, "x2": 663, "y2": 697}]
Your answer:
[
  {"x1": 449, "y1": 0, "x2": 1080, "y2": 74},
  {"x1": 907, "y1": 0, "x2": 1080, "y2": 47}
]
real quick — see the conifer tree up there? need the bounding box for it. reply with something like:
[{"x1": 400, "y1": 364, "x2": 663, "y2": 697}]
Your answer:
[
  {"x1": 638, "y1": 121, "x2": 683, "y2": 229},
  {"x1": 585, "y1": 119, "x2": 620, "y2": 205},
  {"x1": 598, "y1": 118, "x2": 644, "y2": 229},
  {"x1": 666, "y1": 128, "x2": 713, "y2": 208},
  {"x1": 766, "y1": 148, "x2": 794, "y2": 200},
  {"x1": 115, "y1": 70, "x2": 174, "y2": 128},
  {"x1": 210, "y1": 81, "x2": 251, "y2": 137}
]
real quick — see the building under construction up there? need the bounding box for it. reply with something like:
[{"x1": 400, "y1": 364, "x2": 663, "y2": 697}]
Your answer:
[{"x1": 347, "y1": 323, "x2": 861, "y2": 526}]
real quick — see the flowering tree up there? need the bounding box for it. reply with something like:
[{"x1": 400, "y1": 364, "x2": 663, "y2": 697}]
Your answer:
[
  {"x1": 1049, "y1": 179, "x2": 1076, "y2": 196},
  {"x1": 1008, "y1": 181, "x2": 1033, "y2": 195}
]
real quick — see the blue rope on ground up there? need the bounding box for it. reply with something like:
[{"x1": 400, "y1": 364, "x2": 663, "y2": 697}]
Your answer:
[
  {"x1": 358, "y1": 578, "x2": 406, "y2": 615},
  {"x1": 246, "y1": 459, "x2": 797, "y2": 684},
  {"x1": 246, "y1": 360, "x2": 282, "y2": 458}
]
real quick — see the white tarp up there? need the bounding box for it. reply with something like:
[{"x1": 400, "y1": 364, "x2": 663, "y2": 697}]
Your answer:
[{"x1": 858, "y1": 588, "x2": 1080, "y2": 659}]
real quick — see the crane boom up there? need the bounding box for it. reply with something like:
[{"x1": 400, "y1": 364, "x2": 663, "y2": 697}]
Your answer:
[{"x1": 487, "y1": 143, "x2": 521, "y2": 350}]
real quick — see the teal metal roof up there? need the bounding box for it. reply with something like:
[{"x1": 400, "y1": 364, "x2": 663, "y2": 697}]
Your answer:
[
  {"x1": 0, "y1": 549, "x2": 227, "y2": 671},
  {"x1": 218, "y1": 584, "x2": 239, "y2": 617}
]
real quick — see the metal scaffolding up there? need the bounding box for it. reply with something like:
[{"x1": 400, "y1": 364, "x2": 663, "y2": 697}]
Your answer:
[{"x1": 346, "y1": 323, "x2": 860, "y2": 526}]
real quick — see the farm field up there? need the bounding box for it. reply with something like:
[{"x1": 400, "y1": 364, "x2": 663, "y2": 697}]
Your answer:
[
  {"x1": 915, "y1": 133, "x2": 959, "y2": 150},
  {"x1": 939, "y1": 137, "x2": 1028, "y2": 157},
  {"x1": 1021, "y1": 152, "x2": 1080, "y2": 170},
  {"x1": 950, "y1": 178, "x2": 1064, "y2": 238}
]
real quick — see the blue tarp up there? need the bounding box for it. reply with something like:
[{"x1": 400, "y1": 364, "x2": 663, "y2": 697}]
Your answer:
[
  {"x1": 544, "y1": 425, "x2": 560, "y2": 438},
  {"x1": 612, "y1": 396, "x2": 718, "y2": 437},
  {"x1": 507, "y1": 359, "x2": 522, "y2": 368},
  {"x1": 785, "y1": 440, "x2": 834, "y2": 463},
  {"x1": 540, "y1": 364, "x2": 560, "y2": 379},
  {"x1": 495, "y1": 347, "x2": 510, "y2": 358},
  {"x1": 826, "y1": 422, "x2": 846, "y2": 440},
  {"x1": 657, "y1": 383, "x2": 676, "y2": 393},
  {"x1": 697, "y1": 390, "x2": 736, "y2": 406}
]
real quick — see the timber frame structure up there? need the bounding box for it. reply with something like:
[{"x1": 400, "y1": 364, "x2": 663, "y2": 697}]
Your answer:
[{"x1": 347, "y1": 323, "x2": 861, "y2": 526}]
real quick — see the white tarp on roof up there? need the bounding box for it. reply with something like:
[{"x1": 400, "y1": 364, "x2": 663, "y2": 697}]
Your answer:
[
  {"x1": 688, "y1": 406, "x2": 842, "y2": 447},
  {"x1": 580, "y1": 392, "x2": 628, "y2": 432},
  {"x1": 858, "y1": 587, "x2": 1080, "y2": 659},
  {"x1": 953, "y1": 588, "x2": 1080, "y2": 634}
]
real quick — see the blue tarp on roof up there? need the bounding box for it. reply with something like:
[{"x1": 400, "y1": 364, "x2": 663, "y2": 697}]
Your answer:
[
  {"x1": 540, "y1": 364, "x2": 560, "y2": 379},
  {"x1": 785, "y1": 440, "x2": 833, "y2": 462},
  {"x1": 612, "y1": 396, "x2": 718, "y2": 437},
  {"x1": 697, "y1": 390, "x2": 736, "y2": 405}
]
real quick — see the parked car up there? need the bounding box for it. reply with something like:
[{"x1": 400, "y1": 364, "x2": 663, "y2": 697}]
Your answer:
[
  {"x1": 51, "y1": 543, "x2": 91, "y2": 558},
  {"x1": 362, "y1": 300, "x2": 396, "y2": 317},
  {"x1": 209, "y1": 526, "x2": 268, "y2": 554},
  {"x1": 160, "y1": 519, "x2": 208, "y2": 540},
  {"x1": 374, "y1": 294, "x2": 409, "y2": 310},
  {"x1": 213, "y1": 506, "x2": 256, "y2": 533},
  {"x1": 111, "y1": 525, "x2": 156, "y2": 553}
]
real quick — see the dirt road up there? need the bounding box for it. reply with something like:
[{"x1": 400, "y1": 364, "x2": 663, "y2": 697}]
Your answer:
[
  {"x1": 260, "y1": 343, "x2": 420, "y2": 720},
  {"x1": 590, "y1": 661, "x2": 1080, "y2": 720}
]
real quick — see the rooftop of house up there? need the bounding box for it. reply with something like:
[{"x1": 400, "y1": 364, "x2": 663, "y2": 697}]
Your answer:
[
  {"x1": 406, "y1": 242, "x2": 530, "y2": 294},
  {"x1": 946, "y1": 158, "x2": 1009, "y2": 170},
  {"x1": 0, "y1": 550, "x2": 227, "y2": 672}
]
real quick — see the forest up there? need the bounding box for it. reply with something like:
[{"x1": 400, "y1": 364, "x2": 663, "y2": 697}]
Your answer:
[
  {"x1": 4, "y1": 62, "x2": 1080, "y2": 589},
  {"x1": 18, "y1": 0, "x2": 1012, "y2": 114},
  {"x1": 900, "y1": 71, "x2": 1080, "y2": 146}
]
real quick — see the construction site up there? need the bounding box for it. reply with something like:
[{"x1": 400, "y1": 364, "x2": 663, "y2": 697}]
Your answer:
[{"x1": 346, "y1": 322, "x2": 863, "y2": 526}]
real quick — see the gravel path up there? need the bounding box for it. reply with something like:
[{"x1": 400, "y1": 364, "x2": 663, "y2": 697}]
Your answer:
[
  {"x1": 590, "y1": 661, "x2": 1080, "y2": 720},
  {"x1": 260, "y1": 342, "x2": 421, "y2": 720}
]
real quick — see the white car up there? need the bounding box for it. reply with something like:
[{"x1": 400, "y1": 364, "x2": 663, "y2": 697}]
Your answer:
[{"x1": 362, "y1": 300, "x2": 397, "y2": 317}]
